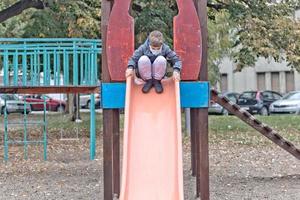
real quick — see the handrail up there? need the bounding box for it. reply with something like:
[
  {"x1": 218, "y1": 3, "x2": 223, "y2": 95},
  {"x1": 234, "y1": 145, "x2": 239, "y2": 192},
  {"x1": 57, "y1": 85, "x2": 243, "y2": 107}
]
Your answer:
[{"x1": 0, "y1": 38, "x2": 102, "y2": 87}]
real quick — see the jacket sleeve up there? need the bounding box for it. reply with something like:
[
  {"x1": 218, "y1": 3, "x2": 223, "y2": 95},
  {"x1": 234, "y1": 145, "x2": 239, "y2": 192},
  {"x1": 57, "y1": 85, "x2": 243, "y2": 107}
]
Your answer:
[
  {"x1": 165, "y1": 45, "x2": 182, "y2": 71},
  {"x1": 127, "y1": 45, "x2": 144, "y2": 69}
]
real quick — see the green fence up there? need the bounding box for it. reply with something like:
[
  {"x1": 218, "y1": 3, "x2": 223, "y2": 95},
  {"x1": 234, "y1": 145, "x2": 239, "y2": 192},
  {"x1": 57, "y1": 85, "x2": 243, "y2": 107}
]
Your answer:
[
  {"x1": 0, "y1": 38, "x2": 102, "y2": 161},
  {"x1": 0, "y1": 38, "x2": 101, "y2": 86}
]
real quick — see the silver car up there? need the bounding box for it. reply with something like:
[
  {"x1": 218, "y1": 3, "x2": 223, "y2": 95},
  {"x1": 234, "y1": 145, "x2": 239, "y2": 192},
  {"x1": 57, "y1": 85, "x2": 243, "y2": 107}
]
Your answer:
[
  {"x1": 79, "y1": 93, "x2": 101, "y2": 109},
  {"x1": 209, "y1": 92, "x2": 240, "y2": 115},
  {"x1": 0, "y1": 94, "x2": 31, "y2": 115},
  {"x1": 270, "y1": 91, "x2": 300, "y2": 114}
]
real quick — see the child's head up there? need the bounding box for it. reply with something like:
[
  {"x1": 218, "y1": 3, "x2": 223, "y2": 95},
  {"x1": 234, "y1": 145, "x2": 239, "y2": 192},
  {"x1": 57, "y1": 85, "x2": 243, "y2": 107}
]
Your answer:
[{"x1": 149, "y1": 30, "x2": 164, "y2": 50}]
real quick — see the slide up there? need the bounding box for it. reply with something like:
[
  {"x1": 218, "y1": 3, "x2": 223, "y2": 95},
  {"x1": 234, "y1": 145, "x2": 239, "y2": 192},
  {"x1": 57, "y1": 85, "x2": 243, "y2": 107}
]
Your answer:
[{"x1": 119, "y1": 75, "x2": 184, "y2": 200}]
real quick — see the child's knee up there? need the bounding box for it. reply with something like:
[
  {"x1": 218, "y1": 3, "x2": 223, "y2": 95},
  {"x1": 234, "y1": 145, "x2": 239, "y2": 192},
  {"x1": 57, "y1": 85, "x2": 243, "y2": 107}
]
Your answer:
[
  {"x1": 138, "y1": 55, "x2": 151, "y2": 64},
  {"x1": 154, "y1": 56, "x2": 167, "y2": 66}
]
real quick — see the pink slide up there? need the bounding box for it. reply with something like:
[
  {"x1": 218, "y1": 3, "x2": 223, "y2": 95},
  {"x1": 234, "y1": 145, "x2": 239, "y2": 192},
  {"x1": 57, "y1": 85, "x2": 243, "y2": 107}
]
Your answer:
[{"x1": 119, "y1": 75, "x2": 184, "y2": 200}]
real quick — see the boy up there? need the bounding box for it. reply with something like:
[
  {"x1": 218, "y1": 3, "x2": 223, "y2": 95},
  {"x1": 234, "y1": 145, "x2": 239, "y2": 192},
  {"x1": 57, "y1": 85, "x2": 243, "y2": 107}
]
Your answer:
[{"x1": 126, "y1": 30, "x2": 182, "y2": 93}]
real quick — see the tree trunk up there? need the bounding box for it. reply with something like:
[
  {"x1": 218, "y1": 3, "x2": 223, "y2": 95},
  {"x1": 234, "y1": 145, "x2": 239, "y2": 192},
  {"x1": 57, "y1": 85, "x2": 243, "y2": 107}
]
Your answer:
[{"x1": 0, "y1": 0, "x2": 45, "y2": 23}]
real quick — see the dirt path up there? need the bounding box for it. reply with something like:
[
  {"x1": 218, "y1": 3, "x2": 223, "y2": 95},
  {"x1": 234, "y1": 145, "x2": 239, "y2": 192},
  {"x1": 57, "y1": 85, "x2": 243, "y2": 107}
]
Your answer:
[{"x1": 0, "y1": 138, "x2": 299, "y2": 200}]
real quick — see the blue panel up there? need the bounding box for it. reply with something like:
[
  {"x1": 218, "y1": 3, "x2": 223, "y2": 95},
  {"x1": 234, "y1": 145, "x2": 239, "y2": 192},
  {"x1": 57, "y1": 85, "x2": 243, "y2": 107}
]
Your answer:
[
  {"x1": 101, "y1": 82, "x2": 210, "y2": 109},
  {"x1": 180, "y1": 82, "x2": 209, "y2": 108},
  {"x1": 101, "y1": 83, "x2": 126, "y2": 109}
]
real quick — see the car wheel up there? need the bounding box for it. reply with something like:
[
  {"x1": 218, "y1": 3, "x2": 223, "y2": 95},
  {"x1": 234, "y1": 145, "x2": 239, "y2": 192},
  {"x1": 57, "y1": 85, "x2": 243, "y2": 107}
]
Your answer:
[
  {"x1": 86, "y1": 101, "x2": 91, "y2": 109},
  {"x1": 259, "y1": 107, "x2": 268, "y2": 116},
  {"x1": 1, "y1": 106, "x2": 8, "y2": 115},
  {"x1": 24, "y1": 111, "x2": 30, "y2": 115},
  {"x1": 222, "y1": 109, "x2": 229, "y2": 116},
  {"x1": 56, "y1": 105, "x2": 65, "y2": 112},
  {"x1": 30, "y1": 104, "x2": 34, "y2": 111}
]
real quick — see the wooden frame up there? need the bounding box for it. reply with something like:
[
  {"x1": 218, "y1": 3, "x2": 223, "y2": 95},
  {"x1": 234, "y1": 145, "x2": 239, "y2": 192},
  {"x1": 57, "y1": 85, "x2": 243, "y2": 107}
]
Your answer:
[
  {"x1": 0, "y1": 86, "x2": 99, "y2": 94},
  {"x1": 102, "y1": 0, "x2": 210, "y2": 199}
]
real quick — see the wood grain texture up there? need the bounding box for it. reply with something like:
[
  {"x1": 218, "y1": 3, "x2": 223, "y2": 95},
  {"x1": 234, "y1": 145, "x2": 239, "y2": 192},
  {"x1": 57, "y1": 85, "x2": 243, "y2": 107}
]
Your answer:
[
  {"x1": 106, "y1": 0, "x2": 134, "y2": 81},
  {"x1": 174, "y1": 0, "x2": 202, "y2": 80}
]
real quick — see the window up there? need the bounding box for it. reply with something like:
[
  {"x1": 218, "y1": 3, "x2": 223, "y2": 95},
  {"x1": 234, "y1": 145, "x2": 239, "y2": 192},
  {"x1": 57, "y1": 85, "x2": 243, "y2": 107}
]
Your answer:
[
  {"x1": 271, "y1": 72, "x2": 280, "y2": 92},
  {"x1": 262, "y1": 91, "x2": 274, "y2": 100},
  {"x1": 226, "y1": 93, "x2": 238, "y2": 103},
  {"x1": 272, "y1": 92, "x2": 282, "y2": 100},
  {"x1": 220, "y1": 74, "x2": 228, "y2": 93},
  {"x1": 240, "y1": 92, "x2": 256, "y2": 99},
  {"x1": 257, "y1": 73, "x2": 266, "y2": 91},
  {"x1": 285, "y1": 71, "x2": 295, "y2": 92}
]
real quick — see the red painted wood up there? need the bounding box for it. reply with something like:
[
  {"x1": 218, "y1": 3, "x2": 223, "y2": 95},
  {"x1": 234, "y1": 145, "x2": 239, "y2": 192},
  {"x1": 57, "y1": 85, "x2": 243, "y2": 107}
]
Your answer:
[
  {"x1": 174, "y1": 0, "x2": 202, "y2": 80},
  {"x1": 106, "y1": 0, "x2": 134, "y2": 81}
]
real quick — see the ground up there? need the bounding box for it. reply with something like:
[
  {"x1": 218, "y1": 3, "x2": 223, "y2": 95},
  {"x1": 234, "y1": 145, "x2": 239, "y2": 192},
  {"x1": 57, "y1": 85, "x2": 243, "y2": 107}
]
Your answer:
[{"x1": 0, "y1": 114, "x2": 299, "y2": 200}]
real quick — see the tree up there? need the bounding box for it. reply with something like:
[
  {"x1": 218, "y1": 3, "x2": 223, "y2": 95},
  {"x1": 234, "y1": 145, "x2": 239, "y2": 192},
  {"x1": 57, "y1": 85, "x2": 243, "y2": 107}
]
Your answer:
[
  {"x1": 0, "y1": 0, "x2": 100, "y2": 38},
  {"x1": 0, "y1": 0, "x2": 45, "y2": 23},
  {"x1": 132, "y1": 0, "x2": 300, "y2": 82},
  {"x1": 207, "y1": 0, "x2": 300, "y2": 71},
  {"x1": 1, "y1": 0, "x2": 299, "y2": 79}
]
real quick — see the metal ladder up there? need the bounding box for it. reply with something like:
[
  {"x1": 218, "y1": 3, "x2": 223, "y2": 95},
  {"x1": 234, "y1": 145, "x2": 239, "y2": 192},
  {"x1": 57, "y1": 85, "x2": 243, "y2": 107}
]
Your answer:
[{"x1": 3, "y1": 96, "x2": 47, "y2": 161}]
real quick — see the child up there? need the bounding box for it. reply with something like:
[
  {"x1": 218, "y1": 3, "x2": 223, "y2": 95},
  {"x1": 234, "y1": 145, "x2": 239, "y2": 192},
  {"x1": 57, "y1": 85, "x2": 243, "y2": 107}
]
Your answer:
[{"x1": 126, "y1": 30, "x2": 182, "y2": 93}]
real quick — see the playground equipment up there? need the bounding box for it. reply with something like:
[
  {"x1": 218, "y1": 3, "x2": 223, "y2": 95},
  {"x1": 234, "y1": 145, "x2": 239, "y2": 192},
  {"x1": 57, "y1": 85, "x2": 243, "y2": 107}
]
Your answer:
[
  {"x1": 121, "y1": 77, "x2": 183, "y2": 199},
  {"x1": 102, "y1": 1, "x2": 299, "y2": 200},
  {"x1": 211, "y1": 90, "x2": 300, "y2": 159},
  {"x1": 3, "y1": 95, "x2": 47, "y2": 161},
  {"x1": 3, "y1": 96, "x2": 47, "y2": 161},
  {"x1": 102, "y1": 0, "x2": 210, "y2": 199},
  {"x1": 0, "y1": 38, "x2": 101, "y2": 160}
]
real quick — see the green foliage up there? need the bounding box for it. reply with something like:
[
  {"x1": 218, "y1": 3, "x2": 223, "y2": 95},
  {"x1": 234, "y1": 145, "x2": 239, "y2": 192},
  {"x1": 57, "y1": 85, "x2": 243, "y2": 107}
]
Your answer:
[
  {"x1": 221, "y1": 0, "x2": 300, "y2": 70},
  {"x1": 208, "y1": 11, "x2": 232, "y2": 85},
  {"x1": 0, "y1": 0, "x2": 33, "y2": 37},
  {"x1": 23, "y1": 0, "x2": 100, "y2": 38},
  {"x1": 132, "y1": 0, "x2": 177, "y2": 47},
  {"x1": 0, "y1": 0, "x2": 100, "y2": 38},
  {"x1": 1, "y1": 0, "x2": 300, "y2": 81}
]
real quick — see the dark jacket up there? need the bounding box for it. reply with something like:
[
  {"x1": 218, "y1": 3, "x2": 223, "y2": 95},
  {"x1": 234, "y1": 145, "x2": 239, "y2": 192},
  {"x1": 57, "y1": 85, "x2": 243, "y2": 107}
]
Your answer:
[{"x1": 127, "y1": 39, "x2": 182, "y2": 71}]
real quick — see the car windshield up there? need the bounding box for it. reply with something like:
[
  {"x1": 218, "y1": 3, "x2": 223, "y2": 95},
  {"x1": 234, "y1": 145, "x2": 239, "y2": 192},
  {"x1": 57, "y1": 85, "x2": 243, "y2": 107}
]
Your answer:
[
  {"x1": 239, "y1": 92, "x2": 256, "y2": 99},
  {"x1": 0, "y1": 94, "x2": 17, "y2": 101},
  {"x1": 282, "y1": 92, "x2": 300, "y2": 100}
]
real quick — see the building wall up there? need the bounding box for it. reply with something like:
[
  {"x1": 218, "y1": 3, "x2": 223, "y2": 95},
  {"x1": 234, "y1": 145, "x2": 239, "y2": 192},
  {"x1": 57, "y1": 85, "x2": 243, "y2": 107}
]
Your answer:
[{"x1": 218, "y1": 57, "x2": 299, "y2": 94}]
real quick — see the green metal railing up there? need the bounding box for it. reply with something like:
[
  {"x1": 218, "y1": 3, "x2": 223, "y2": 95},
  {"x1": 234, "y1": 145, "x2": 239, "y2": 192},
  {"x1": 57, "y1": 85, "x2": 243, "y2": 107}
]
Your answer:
[
  {"x1": 0, "y1": 38, "x2": 101, "y2": 86},
  {"x1": 0, "y1": 38, "x2": 102, "y2": 161}
]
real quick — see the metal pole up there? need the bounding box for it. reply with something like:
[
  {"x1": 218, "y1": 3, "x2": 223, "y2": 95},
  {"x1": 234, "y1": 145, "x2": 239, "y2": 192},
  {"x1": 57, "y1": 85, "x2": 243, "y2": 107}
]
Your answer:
[
  {"x1": 4, "y1": 99, "x2": 8, "y2": 161},
  {"x1": 24, "y1": 97, "x2": 28, "y2": 160},
  {"x1": 43, "y1": 95, "x2": 47, "y2": 160},
  {"x1": 90, "y1": 94, "x2": 96, "y2": 160},
  {"x1": 185, "y1": 108, "x2": 191, "y2": 135}
]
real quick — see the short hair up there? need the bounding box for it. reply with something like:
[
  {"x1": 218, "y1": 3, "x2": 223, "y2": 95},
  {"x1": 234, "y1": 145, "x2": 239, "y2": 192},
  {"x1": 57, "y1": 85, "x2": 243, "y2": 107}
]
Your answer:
[{"x1": 149, "y1": 31, "x2": 164, "y2": 47}]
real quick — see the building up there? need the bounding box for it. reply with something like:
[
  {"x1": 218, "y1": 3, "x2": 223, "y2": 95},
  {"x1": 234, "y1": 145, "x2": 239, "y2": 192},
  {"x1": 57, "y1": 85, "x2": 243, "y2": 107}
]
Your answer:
[
  {"x1": 219, "y1": 57, "x2": 298, "y2": 94},
  {"x1": 218, "y1": 10, "x2": 300, "y2": 94}
]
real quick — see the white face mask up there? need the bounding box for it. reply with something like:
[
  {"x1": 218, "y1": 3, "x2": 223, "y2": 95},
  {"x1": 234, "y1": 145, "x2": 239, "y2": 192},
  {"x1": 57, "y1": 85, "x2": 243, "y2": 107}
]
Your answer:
[{"x1": 150, "y1": 46, "x2": 162, "y2": 55}]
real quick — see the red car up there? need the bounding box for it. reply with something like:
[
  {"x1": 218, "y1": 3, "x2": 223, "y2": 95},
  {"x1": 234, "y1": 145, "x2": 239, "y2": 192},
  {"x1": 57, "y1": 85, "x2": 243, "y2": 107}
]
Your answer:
[{"x1": 21, "y1": 95, "x2": 66, "y2": 112}]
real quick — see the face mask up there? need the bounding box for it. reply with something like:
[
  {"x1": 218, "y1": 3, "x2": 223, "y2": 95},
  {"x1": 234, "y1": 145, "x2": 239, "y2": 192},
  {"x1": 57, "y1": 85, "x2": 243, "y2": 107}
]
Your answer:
[{"x1": 150, "y1": 46, "x2": 162, "y2": 55}]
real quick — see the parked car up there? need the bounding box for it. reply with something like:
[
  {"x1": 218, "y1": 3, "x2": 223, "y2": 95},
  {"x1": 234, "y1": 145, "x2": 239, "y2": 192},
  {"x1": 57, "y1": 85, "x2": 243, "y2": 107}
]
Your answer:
[
  {"x1": 270, "y1": 91, "x2": 300, "y2": 114},
  {"x1": 0, "y1": 94, "x2": 31, "y2": 114},
  {"x1": 21, "y1": 94, "x2": 66, "y2": 112},
  {"x1": 237, "y1": 90, "x2": 282, "y2": 115},
  {"x1": 80, "y1": 93, "x2": 101, "y2": 109},
  {"x1": 209, "y1": 92, "x2": 240, "y2": 115}
]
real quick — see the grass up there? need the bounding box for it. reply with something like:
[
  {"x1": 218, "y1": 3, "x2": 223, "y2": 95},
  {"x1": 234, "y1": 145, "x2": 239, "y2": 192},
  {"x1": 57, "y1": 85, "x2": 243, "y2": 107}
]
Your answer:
[
  {"x1": 208, "y1": 115, "x2": 300, "y2": 146},
  {"x1": 1, "y1": 112, "x2": 299, "y2": 147}
]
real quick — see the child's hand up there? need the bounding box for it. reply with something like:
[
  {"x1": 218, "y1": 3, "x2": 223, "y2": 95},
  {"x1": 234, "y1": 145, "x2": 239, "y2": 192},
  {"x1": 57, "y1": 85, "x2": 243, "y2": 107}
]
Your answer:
[
  {"x1": 126, "y1": 67, "x2": 134, "y2": 78},
  {"x1": 173, "y1": 70, "x2": 181, "y2": 81}
]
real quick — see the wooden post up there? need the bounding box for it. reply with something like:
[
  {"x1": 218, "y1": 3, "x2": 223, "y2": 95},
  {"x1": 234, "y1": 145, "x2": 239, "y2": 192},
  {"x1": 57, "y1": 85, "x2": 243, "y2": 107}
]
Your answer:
[
  {"x1": 193, "y1": 0, "x2": 210, "y2": 199},
  {"x1": 101, "y1": 1, "x2": 120, "y2": 200},
  {"x1": 113, "y1": 109, "x2": 120, "y2": 197},
  {"x1": 190, "y1": 116, "x2": 197, "y2": 177}
]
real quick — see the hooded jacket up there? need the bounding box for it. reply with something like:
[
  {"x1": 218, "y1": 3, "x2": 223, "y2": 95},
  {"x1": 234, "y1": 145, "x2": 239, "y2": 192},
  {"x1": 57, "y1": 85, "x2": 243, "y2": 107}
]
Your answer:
[{"x1": 127, "y1": 39, "x2": 182, "y2": 71}]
